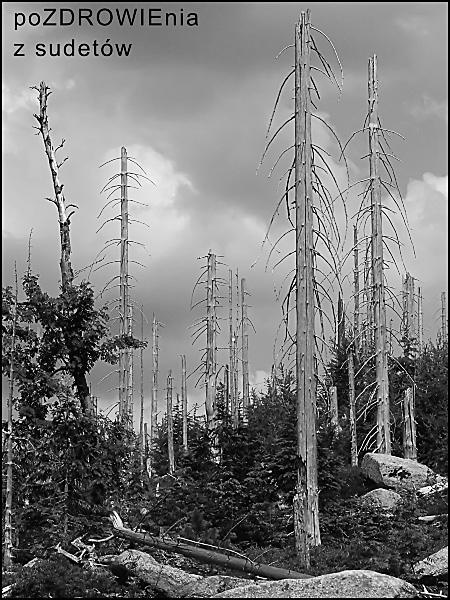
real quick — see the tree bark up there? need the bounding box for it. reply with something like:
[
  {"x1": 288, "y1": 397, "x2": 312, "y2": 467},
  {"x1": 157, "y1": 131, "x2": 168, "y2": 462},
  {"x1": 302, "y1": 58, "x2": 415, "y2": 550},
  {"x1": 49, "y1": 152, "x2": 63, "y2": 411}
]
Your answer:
[
  {"x1": 109, "y1": 515, "x2": 313, "y2": 581},
  {"x1": 293, "y1": 9, "x2": 321, "y2": 568},
  {"x1": 368, "y1": 56, "x2": 391, "y2": 454}
]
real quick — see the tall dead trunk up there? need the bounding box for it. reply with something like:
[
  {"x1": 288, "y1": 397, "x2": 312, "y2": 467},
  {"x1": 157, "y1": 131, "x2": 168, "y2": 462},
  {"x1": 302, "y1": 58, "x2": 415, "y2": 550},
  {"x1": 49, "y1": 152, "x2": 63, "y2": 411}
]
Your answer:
[
  {"x1": 228, "y1": 269, "x2": 237, "y2": 427},
  {"x1": 205, "y1": 251, "x2": 218, "y2": 439},
  {"x1": 118, "y1": 146, "x2": 131, "y2": 426},
  {"x1": 292, "y1": 9, "x2": 321, "y2": 568},
  {"x1": 241, "y1": 278, "x2": 250, "y2": 422},
  {"x1": 403, "y1": 387, "x2": 417, "y2": 460},
  {"x1": 181, "y1": 355, "x2": 188, "y2": 454},
  {"x1": 368, "y1": 56, "x2": 391, "y2": 454},
  {"x1": 417, "y1": 287, "x2": 424, "y2": 352},
  {"x1": 328, "y1": 386, "x2": 341, "y2": 438},
  {"x1": 166, "y1": 371, "x2": 175, "y2": 475},
  {"x1": 151, "y1": 314, "x2": 159, "y2": 445},
  {"x1": 139, "y1": 306, "x2": 145, "y2": 473},
  {"x1": 440, "y1": 292, "x2": 447, "y2": 345},
  {"x1": 3, "y1": 266, "x2": 18, "y2": 570},
  {"x1": 33, "y1": 82, "x2": 93, "y2": 414},
  {"x1": 353, "y1": 226, "x2": 360, "y2": 357},
  {"x1": 348, "y1": 349, "x2": 358, "y2": 467}
]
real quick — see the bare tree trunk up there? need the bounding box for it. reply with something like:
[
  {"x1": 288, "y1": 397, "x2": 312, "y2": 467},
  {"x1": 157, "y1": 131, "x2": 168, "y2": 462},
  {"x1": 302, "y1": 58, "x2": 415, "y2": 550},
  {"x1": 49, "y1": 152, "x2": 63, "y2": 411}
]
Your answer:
[
  {"x1": 328, "y1": 386, "x2": 341, "y2": 438},
  {"x1": 181, "y1": 354, "x2": 188, "y2": 454},
  {"x1": 127, "y1": 303, "x2": 134, "y2": 430},
  {"x1": 293, "y1": 9, "x2": 321, "y2": 568},
  {"x1": 368, "y1": 56, "x2": 391, "y2": 454},
  {"x1": 228, "y1": 269, "x2": 237, "y2": 427},
  {"x1": 234, "y1": 269, "x2": 240, "y2": 427},
  {"x1": 337, "y1": 294, "x2": 345, "y2": 350},
  {"x1": 205, "y1": 251, "x2": 218, "y2": 438},
  {"x1": 403, "y1": 387, "x2": 417, "y2": 460},
  {"x1": 440, "y1": 292, "x2": 447, "y2": 345},
  {"x1": 348, "y1": 349, "x2": 358, "y2": 467},
  {"x1": 151, "y1": 314, "x2": 159, "y2": 445},
  {"x1": 241, "y1": 278, "x2": 250, "y2": 422},
  {"x1": 167, "y1": 371, "x2": 175, "y2": 475},
  {"x1": 417, "y1": 287, "x2": 424, "y2": 352},
  {"x1": 139, "y1": 306, "x2": 145, "y2": 473},
  {"x1": 119, "y1": 146, "x2": 130, "y2": 426},
  {"x1": 33, "y1": 82, "x2": 93, "y2": 415},
  {"x1": 353, "y1": 226, "x2": 360, "y2": 357},
  {"x1": 4, "y1": 265, "x2": 18, "y2": 570}
]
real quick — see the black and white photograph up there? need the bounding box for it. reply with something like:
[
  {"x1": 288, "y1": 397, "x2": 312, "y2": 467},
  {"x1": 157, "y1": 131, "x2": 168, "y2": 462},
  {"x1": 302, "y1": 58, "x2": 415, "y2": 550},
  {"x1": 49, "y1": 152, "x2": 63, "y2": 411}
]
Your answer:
[{"x1": 2, "y1": 3, "x2": 448, "y2": 597}]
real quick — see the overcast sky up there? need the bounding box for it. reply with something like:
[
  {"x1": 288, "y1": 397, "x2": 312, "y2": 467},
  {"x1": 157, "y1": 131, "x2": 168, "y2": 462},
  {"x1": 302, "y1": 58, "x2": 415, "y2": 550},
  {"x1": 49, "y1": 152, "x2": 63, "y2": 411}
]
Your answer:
[{"x1": 2, "y1": 2, "x2": 448, "y2": 424}]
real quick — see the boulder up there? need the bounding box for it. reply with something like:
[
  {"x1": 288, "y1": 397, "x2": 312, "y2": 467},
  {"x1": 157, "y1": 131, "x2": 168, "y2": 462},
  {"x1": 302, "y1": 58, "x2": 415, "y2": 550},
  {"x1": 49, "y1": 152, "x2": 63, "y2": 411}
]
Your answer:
[
  {"x1": 359, "y1": 488, "x2": 402, "y2": 512},
  {"x1": 110, "y1": 550, "x2": 202, "y2": 596},
  {"x1": 211, "y1": 570, "x2": 418, "y2": 598},
  {"x1": 182, "y1": 575, "x2": 252, "y2": 598},
  {"x1": 361, "y1": 453, "x2": 437, "y2": 492},
  {"x1": 413, "y1": 546, "x2": 448, "y2": 581}
]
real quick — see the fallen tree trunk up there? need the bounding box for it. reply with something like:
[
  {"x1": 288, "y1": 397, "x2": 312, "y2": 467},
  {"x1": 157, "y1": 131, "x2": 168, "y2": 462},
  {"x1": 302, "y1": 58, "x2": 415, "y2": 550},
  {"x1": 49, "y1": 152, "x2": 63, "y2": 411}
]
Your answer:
[{"x1": 109, "y1": 512, "x2": 312, "y2": 580}]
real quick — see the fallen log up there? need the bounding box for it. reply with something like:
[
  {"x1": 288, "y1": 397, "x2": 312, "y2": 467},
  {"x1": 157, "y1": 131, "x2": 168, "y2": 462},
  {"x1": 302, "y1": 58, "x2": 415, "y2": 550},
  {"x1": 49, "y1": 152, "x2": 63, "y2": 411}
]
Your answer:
[{"x1": 109, "y1": 511, "x2": 312, "y2": 580}]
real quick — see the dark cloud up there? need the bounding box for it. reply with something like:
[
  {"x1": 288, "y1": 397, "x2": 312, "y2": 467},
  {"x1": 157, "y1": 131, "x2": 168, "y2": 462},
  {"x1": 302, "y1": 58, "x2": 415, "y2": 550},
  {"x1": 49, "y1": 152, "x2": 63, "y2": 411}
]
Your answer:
[{"x1": 3, "y1": 2, "x2": 448, "y2": 420}]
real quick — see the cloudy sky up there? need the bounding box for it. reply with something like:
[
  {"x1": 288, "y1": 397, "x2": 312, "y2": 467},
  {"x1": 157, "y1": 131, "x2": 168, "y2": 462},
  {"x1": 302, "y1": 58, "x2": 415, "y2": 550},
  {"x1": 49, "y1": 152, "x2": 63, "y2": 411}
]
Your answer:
[{"x1": 2, "y1": 2, "x2": 448, "y2": 424}]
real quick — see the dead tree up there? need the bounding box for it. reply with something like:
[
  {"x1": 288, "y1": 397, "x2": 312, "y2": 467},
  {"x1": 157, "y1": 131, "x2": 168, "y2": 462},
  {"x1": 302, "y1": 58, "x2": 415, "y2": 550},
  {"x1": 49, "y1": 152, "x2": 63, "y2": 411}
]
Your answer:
[
  {"x1": 139, "y1": 305, "x2": 145, "y2": 473},
  {"x1": 181, "y1": 354, "x2": 188, "y2": 454},
  {"x1": 152, "y1": 315, "x2": 164, "y2": 448},
  {"x1": 166, "y1": 371, "x2": 175, "y2": 475},
  {"x1": 228, "y1": 269, "x2": 238, "y2": 427},
  {"x1": 3, "y1": 265, "x2": 18, "y2": 569},
  {"x1": 402, "y1": 273, "x2": 416, "y2": 346},
  {"x1": 439, "y1": 292, "x2": 447, "y2": 345},
  {"x1": 348, "y1": 348, "x2": 358, "y2": 467},
  {"x1": 347, "y1": 54, "x2": 413, "y2": 456},
  {"x1": 353, "y1": 226, "x2": 360, "y2": 357},
  {"x1": 97, "y1": 146, "x2": 153, "y2": 427},
  {"x1": 32, "y1": 82, "x2": 93, "y2": 414},
  {"x1": 403, "y1": 386, "x2": 417, "y2": 460},
  {"x1": 241, "y1": 278, "x2": 250, "y2": 421},
  {"x1": 190, "y1": 251, "x2": 224, "y2": 447},
  {"x1": 369, "y1": 56, "x2": 391, "y2": 454},
  {"x1": 417, "y1": 287, "x2": 424, "y2": 352},
  {"x1": 258, "y1": 9, "x2": 347, "y2": 566}
]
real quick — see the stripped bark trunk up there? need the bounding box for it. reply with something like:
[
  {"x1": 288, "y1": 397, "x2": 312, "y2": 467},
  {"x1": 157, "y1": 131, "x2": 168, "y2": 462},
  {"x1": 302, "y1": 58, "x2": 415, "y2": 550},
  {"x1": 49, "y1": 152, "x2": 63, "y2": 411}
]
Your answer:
[
  {"x1": 353, "y1": 225, "x2": 360, "y2": 357},
  {"x1": 440, "y1": 292, "x2": 447, "y2": 345},
  {"x1": 109, "y1": 514, "x2": 313, "y2": 581},
  {"x1": 328, "y1": 386, "x2": 341, "y2": 438},
  {"x1": 119, "y1": 146, "x2": 130, "y2": 426},
  {"x1": 228, "y1": 269, "x2": 237, "y2": 427},
  {"x1": 167, "y1": 371, "x2": 175, "y2": 475},
  {"x1": 241, "y1": 278, "x2": 250, "y2": 422},
  {"x1": 403, "y1": 387, "x2": 417, "y2": 460},
  {"x1": 368, "y1": 56, "x2": 391, "y2": 454},
  {"x1": 205, "y1": 251, "x2": 218, "y2": 443},
  {"x1": 139, "y1": 306, "x2": 145, "y2": 474},
  {"x1": 151, "y1": 315, "x2": 159, "y2": 443},
  {"x1": 293, "y1": 9, "x2": 321, "y2": 568},
  {"x1": 348, "y1": 349, "x2": 358, "y2": 467},
  {"x1": 181, "y1": 354, "x2": 188, "y2": 454},
  {"x1": 234, "y1": 269, "x2": 240, "y2": 427},
  {"x1": 3, "y1": 266, "x2": 18, "y2": 569},
  {"x1": 34, "y1": 82, "x2": 93, "y2": 414},
  {"x1": 417, "y1": 287, "x2": 424, "y2": 352}
]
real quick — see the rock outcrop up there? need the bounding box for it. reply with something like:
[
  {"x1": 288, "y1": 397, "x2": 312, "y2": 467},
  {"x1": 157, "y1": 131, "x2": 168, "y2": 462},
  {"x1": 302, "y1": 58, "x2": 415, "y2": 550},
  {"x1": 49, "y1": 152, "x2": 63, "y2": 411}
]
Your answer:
[
  {"x1": 210, "y1": 569, "x2": 418, "y2": 598},
  {"x1": 413, "y1": 546, "x2": 448, "y2": 581},
  {"x1": 361, "y1": 453, "x2": 437, "y2": 492},
  {"x1": 359, "y1": 488, "x2": 402, "y2": 512}
]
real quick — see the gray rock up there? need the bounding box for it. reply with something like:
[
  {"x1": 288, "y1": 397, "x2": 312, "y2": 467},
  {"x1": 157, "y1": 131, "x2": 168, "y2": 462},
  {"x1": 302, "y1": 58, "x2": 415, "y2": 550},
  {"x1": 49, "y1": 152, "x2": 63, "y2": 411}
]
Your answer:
[
  {"x1": 211, "y1": 570, "x2": 418, "y2": 598},
  {"x1": 182, "y1": 575, "x2": 251, "y2": 598},
  {"x1": 413, "y1": 546, "x2": 448, "y2": 580},
  {"x1": 361, "y1": 453, "x2": 437, "y2": 492},
  {"x1": 359, "y1": 488, "x2": 402, "y2": 511}
]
